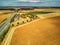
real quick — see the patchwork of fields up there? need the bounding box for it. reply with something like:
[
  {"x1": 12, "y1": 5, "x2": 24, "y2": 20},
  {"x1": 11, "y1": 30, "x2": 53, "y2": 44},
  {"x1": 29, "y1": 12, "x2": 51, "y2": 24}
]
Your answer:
[
  {"x1": 10, "y1": 8, "x2": 60, "y2": 45},
  {"x1": 0, "y1": 8, "x2": 60, "y2": 45},
  {"x1": 10, "y1": 16, "x2": 60, "y2": 45}
]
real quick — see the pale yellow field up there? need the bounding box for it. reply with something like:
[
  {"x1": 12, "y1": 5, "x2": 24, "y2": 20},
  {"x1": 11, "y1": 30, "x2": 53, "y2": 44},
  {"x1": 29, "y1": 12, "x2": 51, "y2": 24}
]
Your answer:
[
  {"x1": 19, "y1": 8, "x2": 60, "y2": 13},
  {"x1": 0, "y1": 8, "x2": 60, "y2": 23}
]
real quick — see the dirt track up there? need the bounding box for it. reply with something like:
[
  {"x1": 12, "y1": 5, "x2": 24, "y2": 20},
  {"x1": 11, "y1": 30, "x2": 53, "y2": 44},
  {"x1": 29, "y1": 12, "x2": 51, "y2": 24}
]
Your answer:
[{"x1": 10, "y1": 16, "x2": 60, "y2": 45}]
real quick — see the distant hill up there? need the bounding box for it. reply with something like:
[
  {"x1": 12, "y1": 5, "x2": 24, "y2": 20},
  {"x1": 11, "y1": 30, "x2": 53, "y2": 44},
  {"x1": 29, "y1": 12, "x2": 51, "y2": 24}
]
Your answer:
[{"x1": 0, "y1": 6, "x2": 60, "y2": 10}]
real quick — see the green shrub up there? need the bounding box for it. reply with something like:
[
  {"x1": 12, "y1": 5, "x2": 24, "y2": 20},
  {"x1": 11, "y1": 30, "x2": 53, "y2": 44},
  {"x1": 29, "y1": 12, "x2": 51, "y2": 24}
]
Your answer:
[
  {"x1": 28, "y1": 11, "x2": 52, "y2": 14},
  {"x1": 16, "y1": 22, "x2": 20, "y2": 26},
  {"x1": 25, "y1": 11, "x2": 53, "y2": 16},
  {"x1": 0, "y1": 30, "x2": 8, "y2": 42},
  {"x1": 12, "y1": 24, "x2": 14, "y2": 27},
  {"x1": 26, "y1": 20, "x2": 28, "y2": 22},
  {"x1": 22, "y1": 21, "x2": 25, "y2": 24},
  {"x1": 0, "y1": 35, "x2": 4, "y2": 42},
  {"x1": 21, "y1": 14, "x2": 27, "y2": 18},
  {"x1": 10, "y1": 15, "x2": 16, "y2": 23},
  {"x1": 10, "y1": 18, "x2": 14, "y2": 23},
  {"x1": 17, "y1": 22, "x2": 19, "y2": 25}
]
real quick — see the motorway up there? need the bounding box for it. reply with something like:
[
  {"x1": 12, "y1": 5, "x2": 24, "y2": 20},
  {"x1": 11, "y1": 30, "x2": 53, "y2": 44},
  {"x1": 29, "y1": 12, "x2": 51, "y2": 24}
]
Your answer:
[
  {"x1": 0, "y1": 11, "x2": 17, "y2": 36},
  {"x1": 1, "y1": 18, "x2": 40, "y2": 45}
]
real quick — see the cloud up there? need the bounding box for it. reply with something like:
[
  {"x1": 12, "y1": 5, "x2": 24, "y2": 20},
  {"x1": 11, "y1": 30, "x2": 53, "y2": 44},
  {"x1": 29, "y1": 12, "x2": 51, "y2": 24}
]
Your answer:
[
  {"x1": 17, "y1": 0, "x2": 41, "y2": 2},
  {"x1": 0, "y1": 0, "x2": 60, "y2": 6},
  {"x1": 17, "y1": 0, "x2": 60, "y2": 2},
  {"x1": 0, "y1": 0, "x2": 60, "y2": 2}
]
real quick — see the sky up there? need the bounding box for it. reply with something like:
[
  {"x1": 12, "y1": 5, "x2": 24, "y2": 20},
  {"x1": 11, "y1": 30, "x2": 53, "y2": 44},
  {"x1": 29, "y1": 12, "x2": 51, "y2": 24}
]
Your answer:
[
  {"x1": 0, "y1": 0, "x2": 60, "y2": 6},
  {"x1": 0, "y1": 0, "x2": 60, "y2": 2}
]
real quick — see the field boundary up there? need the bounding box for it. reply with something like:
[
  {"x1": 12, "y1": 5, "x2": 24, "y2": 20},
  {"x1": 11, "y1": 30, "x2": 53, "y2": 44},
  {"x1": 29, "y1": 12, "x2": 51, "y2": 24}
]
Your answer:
[
  {"x1": 1, "y1": 15, "x2": 60, "y2": 45},
  {"x1": 1, "y1": 19, "x2": 40, "y2": 45}
]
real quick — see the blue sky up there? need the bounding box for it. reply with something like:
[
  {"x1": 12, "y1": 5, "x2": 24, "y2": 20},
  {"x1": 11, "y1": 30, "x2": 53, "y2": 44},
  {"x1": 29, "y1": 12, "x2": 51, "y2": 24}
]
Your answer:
[{"x1": 0, "y1": 0, "x2": 60, "y2": 6}]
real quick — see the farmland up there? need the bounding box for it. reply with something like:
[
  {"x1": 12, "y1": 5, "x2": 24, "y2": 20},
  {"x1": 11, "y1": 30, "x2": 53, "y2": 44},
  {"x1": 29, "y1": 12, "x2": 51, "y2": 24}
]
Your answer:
[
  {"x1": 10, "y1": 16, "x2": 60, "y2": 45},
  {"x1": 10, "y1": 8, "x2": 60, "y2": 45},
  {"x1": 0, "y1": 10, "x2": 14, "y2": 23},
  {"x1": 0, "y1": 8, "x2": 60, "y2": 45}
]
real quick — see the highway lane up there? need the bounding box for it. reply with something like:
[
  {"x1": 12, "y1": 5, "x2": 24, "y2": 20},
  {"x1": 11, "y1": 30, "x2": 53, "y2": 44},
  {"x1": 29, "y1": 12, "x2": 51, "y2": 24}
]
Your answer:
[{"x1": 0, "y1": 11, "x2": 18, "y2": 36}]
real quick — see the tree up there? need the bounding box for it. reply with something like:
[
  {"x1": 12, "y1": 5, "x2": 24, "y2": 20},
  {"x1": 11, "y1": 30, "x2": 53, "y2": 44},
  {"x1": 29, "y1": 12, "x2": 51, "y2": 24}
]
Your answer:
[
  {"x1": 22, "y1": 21, "x2": 25, "y2": 24},
  {"x1": 12, "y1": 24, "x2": 14, "y2": 27},
  {"x1": 17, "y1": 22, "x2": 20, "y2": 26}
]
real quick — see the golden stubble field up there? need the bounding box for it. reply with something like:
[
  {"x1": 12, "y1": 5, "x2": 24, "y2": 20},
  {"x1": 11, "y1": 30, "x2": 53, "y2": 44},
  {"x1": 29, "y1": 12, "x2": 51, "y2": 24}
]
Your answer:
[
  {"x1": 10, "y1": 16, "x2": 60, "y2": 45},
  {"x1": 0, "y1": 8, "x2": 60, "y2": 24},
  {"x1": 10, "y1": 8, "x2": 60, "y2": 45},
  {"x1": 0, "y1": 10, "x2": 14, "y2": 23}
]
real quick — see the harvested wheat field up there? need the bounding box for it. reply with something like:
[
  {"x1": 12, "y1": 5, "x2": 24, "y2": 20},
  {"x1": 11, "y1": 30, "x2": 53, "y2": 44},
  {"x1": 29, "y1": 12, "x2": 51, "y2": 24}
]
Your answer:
[
  {"x1": 0, "y1": 10, "x2": 14, "y2": 23},
  {"x1": 10, "y1": 16, "x2": 60, "y2": 45},
  {"x1": 0, "y1": 14, "x2": 11, "y2": 23}
]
